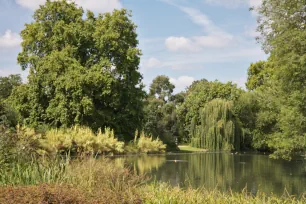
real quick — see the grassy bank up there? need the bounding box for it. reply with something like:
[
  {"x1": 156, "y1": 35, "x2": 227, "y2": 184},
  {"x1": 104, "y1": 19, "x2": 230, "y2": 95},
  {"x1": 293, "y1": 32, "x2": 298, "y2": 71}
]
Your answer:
[
  {"x1": 0, "y1": 157, "x2": 305, "y2": 203},
  {"x1": 178, "y1": 145, "x2": 208, "y2": 153}
]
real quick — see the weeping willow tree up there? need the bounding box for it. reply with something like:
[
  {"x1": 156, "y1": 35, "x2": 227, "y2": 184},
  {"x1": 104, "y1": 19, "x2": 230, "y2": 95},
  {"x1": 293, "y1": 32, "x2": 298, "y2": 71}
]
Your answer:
[{"x1": 191, "y1": 99, "x2": 244, "y2": 151}]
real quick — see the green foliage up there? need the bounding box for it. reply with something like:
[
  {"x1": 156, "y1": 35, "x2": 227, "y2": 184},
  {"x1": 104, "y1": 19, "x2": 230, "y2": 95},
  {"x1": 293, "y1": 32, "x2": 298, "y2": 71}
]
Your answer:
[
  {"x1": 0, "y1": 75, "x2": 22, "y2": 127},
  {"x1": 12, "y1": 0, "x2": 145, "y2": 139},
  {"x1": 134, "y1": 131, "x2": 166, "y2": 153},
  {"x1": 0, "y1": 125, "x2": 42, "y2": 168},
  {"x1": 0, "y1": 74, "x2": 22, "y2": 101},
  {"x1": 0, "y1": 158, "x2": 68, "y2": 185},
  {"x1": 149, "y1": 75, "x2": 175, "y2": 101},
  {"x1": 42, "y1": 126, "x2": 125, "y2": 155},
  {"x1": 190, "y1": 99, "x2": 244, "y2": 151},
  {"x1": 251, "y1": 0, "x2": 306, "y2": 159},
  {"x1": 144, "y1": 76, "x2": 183, "y2": 147},
  {"x1": 233, "y1": 92, "x2": 260, "y2": 148},
  {"x1": 246, "y1": 61, "x2": 272, "y2": 90},
  {"x1": 0, "y1": 102, "x2": 19, "y2": 127},
  {"x1": 0, "y1": 125, "x2": 165, "y2": 162},
  {"x1": 125, "y1": 131, "x2": 166, "y2": 154},
  {"x1": 178, "y1": 80, "x2": 242, "y2": 140}
]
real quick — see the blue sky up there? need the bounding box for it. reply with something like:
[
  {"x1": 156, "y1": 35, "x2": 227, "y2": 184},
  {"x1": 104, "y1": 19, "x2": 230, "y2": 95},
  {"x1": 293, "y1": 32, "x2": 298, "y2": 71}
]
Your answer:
[{"x1": 0, "y1": 0, "x2": 266, "y2": 92}]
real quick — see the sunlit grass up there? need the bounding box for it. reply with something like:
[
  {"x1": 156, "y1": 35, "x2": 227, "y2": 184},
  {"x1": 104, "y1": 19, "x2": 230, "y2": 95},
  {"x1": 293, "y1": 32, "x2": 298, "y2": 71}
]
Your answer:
[{"x1": 178, "y1": 145, "x2": 208, "y2": 152}]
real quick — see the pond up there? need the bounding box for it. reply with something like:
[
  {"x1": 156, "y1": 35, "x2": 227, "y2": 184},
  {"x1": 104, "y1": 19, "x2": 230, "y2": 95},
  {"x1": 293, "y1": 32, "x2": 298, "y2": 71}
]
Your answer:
[{"x1": 113, "y1": 152, "x2": 306, "y2": 196}]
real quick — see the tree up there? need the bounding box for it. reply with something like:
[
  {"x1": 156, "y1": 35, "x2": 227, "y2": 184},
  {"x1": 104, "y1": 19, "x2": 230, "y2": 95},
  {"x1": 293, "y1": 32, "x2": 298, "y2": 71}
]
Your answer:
[
  {"x1": 149, "y1": 75, "x2": 175, "y2": 101},
  {"x1": 11, "y1": 0, "x2": 145, "y2": 140},
  {"x1": 253, "y1": 0, "x2": 306, "y2": 159},
  {"x1": 0, "y1": 74, "x2": 22, "y2": 127},
  {"x1": 0, "y1": 75, "x2": 22, "y2": 101},
  {"x1": 246, "y1": 61, "x2": 271, "y2": 91},
  {"x1": 190, "y1": 99, "x2": 244, "y2": 151},
  {"x1": 177, "y1": 80, "x2": 243, "y2": 140},
  {"x1": 144, "y1": 76, "x2": 183, "y2": 148},
  {"x1": 233, "y1": 92, "x2": 260, "y2": 149}
]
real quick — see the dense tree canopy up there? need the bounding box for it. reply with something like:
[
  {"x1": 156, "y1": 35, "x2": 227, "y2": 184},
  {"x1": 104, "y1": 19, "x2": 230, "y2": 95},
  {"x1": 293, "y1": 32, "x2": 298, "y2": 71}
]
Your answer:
[
  {"x1": 245, "y1": 61, "x2": 271, "y2": 91},
  {"x1": 149, "y1": 75, "x2": 175, "y2": 102},
  {"x1": 177, "y1": 80, "x2": 243, "y2": 140},
  {"x1": 191, "y1": 99, "x2": 244, "y2": 151},
  {"x1": 252, "y1": 0, "x2": 306, "y2": 159},
  {"x1": 11, "y1": 0, "x2": 145, "y2": 140},
  {"x1": 0, "y1": 75, "x2": 22, "y2": 101},
  {"x1": 144, "y1": 76, "x2": 183, "y2": 147}
]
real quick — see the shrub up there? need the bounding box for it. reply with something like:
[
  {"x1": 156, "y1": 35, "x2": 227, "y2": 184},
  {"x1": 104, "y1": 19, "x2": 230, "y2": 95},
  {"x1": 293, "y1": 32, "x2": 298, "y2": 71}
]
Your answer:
[
  {"x1": 42, "y1": 126, "x2": 124, "y2": 155},
  {"x1": 132, "y1": 131, "x2": 166, "y2": 153},
  {"x1": 0, "y1": 102, "x2": 19, "y2": 128},
  {"x1": 0, "y1": 125, "x2": 42, "y2": 167},
  {"x1": 96, "y1": 128, "x2": 124, "y2": 153},
  {"x1": 0, "y1": 184, "x2": 90, "y2": 203}
]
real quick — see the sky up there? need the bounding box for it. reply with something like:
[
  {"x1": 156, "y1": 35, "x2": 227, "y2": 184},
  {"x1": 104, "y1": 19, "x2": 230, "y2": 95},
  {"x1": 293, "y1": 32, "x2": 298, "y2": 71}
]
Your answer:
[{"x1": 0, "y1": 0, "x2": 267, "y2": 93}]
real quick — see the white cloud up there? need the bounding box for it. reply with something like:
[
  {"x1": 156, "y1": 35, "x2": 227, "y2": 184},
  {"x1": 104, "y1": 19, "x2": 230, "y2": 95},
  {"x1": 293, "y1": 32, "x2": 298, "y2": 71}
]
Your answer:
[
  {"x1": 233, "y1": 77, "x2": 247, "y2": 89},
  {"x1": 15, "y1": 0, "x2": 122, "y2": 13},
  {"x1": 203, "y1": 0, "x2": 262, "y2": 8},
  {"x1": 165, "y1": 37, "x2": 200, "y2": 52},
  {"x1": 73, "y1": 0, "x2": 122, "y2": 13},
  {"x1": 0, "y1": 30, "x2": 22, "y2": 49},
  {"x1": 165, "y1": 6, "x2": 233, "y2": 52},
  {"x1": 16, "y1": 0, "x2": 45, "y2": 10},
  {"x1": 248, "y1": 0, "x2": 262, "y2": 7},
  {"x1": 170, "y1": 76, "x2": 195, "y2": 91},
  {"x1": 143, "y1": 57, "x2": 162, "y2": 68},
  {"x1": 165, "y1": 35, "x2": 232, "y2": 52}
]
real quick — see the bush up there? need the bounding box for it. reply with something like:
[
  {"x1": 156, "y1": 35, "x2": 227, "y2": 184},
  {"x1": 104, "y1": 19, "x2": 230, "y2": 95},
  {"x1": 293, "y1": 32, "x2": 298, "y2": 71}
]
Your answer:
[
  {"x1": 0, "y1": 125, "x2": 42, "y2": 167},
  {"x1": 0, "y1": 184, "x2": 90, "y2": 203},
  {"x1": 128, "y1": 131, "x2": 166, "y2": 154},
  {"x1": 0, "y1": 102, "x2": 19, "y2": 127},
  {"x1": 42, "y1": 126, "x2": 124, "y2": 155}
]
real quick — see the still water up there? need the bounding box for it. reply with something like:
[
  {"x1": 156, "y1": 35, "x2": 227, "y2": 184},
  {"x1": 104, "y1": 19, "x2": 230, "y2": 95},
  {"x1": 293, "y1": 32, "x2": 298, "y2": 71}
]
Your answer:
[{"x1": 114, "y1": 152, "x2": 306, "y2": 196}]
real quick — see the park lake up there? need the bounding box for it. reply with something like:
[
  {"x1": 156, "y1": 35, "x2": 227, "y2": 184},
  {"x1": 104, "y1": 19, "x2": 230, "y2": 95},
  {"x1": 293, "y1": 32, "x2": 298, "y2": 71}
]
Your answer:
[{"x1": 114, "y1": 152, "x2": 306, "y2": 196}]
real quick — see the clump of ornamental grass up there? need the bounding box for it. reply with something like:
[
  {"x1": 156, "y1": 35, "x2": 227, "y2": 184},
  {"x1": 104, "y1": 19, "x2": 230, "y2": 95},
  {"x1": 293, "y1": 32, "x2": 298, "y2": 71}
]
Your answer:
[
  {"x1": 96, "y1": 128, "x2": 125, "y2": 153},
  {"x1": 41, "y1": 126, "x2": 124, "y2": 155},
  {"x1": 125, "y1": 131, "x2": 166, "y2": 154},
  {"x1": 136, "y1": 131, "x2": 166, "y2": 153}
]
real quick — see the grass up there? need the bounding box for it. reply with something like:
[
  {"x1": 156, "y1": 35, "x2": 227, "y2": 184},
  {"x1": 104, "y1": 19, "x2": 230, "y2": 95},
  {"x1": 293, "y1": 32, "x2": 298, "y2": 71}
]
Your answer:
[
  {"x1": 178, "y1": 145, "x2": 208, "y2": 153},
  {"x1": 1, "y1": 157, "x2": 305, "y2": 203}
]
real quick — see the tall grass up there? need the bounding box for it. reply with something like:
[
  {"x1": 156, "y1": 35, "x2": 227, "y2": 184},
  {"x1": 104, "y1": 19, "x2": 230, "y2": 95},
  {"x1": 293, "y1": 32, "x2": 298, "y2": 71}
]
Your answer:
[
  {"x1": 125, "y1": 131, "x2": 166, "y2": 154},
  {"x1": 141, "y1": 182, "x2": 306, "y2": 204},
  {"x1": 42, "y1": 126, "x2": 125, "y2": 155},
  {"x1": 0, "y1": 157, "x2": 69, "y2": 185}
]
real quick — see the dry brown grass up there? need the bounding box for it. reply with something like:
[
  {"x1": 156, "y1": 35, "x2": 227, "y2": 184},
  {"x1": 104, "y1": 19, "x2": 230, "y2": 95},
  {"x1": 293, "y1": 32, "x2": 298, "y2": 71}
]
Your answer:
[{"x1": 0, "y1": 184, "x2": 142, "y2": 204}]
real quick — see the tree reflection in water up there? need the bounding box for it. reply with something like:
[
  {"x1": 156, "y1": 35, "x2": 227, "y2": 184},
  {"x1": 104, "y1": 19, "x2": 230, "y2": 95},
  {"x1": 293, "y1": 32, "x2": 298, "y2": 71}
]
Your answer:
[{"x1": 114, "y1": 153, "x2": 306, "y2": 196}]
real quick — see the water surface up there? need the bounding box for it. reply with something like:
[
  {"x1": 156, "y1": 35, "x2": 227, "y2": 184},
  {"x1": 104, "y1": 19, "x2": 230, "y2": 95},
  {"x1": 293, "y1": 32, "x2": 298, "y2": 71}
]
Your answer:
[{"x1": 114, "y1": 152, "x2": 306, "y2": 196}]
